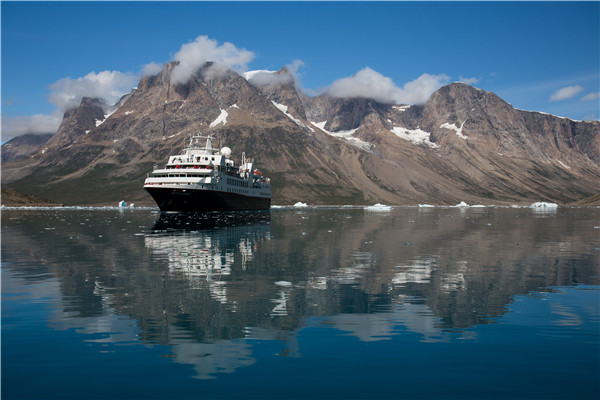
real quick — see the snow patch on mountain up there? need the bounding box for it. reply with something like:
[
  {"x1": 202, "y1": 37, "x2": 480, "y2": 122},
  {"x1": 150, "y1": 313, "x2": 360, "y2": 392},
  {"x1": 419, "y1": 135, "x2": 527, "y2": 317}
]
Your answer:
[
  {"x1": 210, "y1": 109, "x2": 229, "y2": 128},
  {"x1": 558, "y1": 160, "x2": 570, "y2": 169},
  {"x1": 440, "y1": 122, "x2": 468, "y2": 140},
  {"x1": 312, "y1": 121, "x2": 372, "y2": 152},
  {"x1": 243, "y1": 70, "x2": 274, "y2": 80},
  {"x1": 272, "y1": 101, "x2": 313, "y2": 131},
  {"x1": 94, "y1": 108, "x2": 117, "y2": 128},
  {"x1": 391, "y1": 126, "x2": 439, "y2": 148}
]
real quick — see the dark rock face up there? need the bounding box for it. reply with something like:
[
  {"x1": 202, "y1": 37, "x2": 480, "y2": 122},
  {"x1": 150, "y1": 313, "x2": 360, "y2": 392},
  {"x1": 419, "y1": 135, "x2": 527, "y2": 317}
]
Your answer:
[
  {"x1": 50, "y1": 97, "x2": 108, "y2": 147},
  {"x1": 2, "y1": 65, "x2": 599, "y2": 206}
]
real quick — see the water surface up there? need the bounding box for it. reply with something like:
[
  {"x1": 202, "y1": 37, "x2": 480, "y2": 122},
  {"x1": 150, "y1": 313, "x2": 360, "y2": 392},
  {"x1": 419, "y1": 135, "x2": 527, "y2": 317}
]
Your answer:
[{"x1": 2, "y1": 206, "x2": 599, "y2": 399}]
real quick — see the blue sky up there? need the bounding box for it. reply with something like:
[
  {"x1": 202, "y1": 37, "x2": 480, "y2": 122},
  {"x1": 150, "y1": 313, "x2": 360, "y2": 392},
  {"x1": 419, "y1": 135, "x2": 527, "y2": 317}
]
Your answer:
[{"x1": 2, "y1": 1, "x2": 599, "y2": 141}]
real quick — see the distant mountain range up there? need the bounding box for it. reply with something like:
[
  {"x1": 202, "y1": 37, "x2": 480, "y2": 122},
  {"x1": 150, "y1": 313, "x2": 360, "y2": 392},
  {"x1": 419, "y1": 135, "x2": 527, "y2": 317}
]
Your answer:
[{"x1": 2, "y1": 62, "x2": 599, "y2": 206}]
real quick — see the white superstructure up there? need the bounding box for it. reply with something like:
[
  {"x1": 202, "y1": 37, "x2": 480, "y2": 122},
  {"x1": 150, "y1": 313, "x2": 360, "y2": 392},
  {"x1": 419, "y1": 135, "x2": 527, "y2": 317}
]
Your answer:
[{"x1": 144, "y1": 135, "x2": 271, "y2": 211}]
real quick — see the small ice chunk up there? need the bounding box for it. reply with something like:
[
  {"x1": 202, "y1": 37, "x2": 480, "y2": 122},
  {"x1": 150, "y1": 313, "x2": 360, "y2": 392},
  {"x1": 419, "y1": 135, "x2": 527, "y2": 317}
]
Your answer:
[
  {"x1": 366, "y1": 203, "x2": 392, "y2": 211},
  {"x1": 275, "y1": 281, "x2": 292, "y2": 287},
  {"x1": 530, "y1": 202, "x2": 558, "y2": 208}
]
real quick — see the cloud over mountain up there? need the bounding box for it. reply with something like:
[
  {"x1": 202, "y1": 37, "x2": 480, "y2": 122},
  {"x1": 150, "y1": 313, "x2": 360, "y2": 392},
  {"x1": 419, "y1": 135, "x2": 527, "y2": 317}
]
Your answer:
[
  {"x1": 1, "y1": 112, "x2": 63, "y2": 141},
  {"x1": 170, "y1": 36, "x2": 255, "y2": 85},
  {"x1": 326, "y1": 68, "x2": 449, "y2": 105},
  {"x1": 244, "y1": 60, "x2": 305, "y2": 89},
  {"x1": 2, "y1": 70, "x2": 140, "y2": 141},
  {"x1": 48, "y1": 70, "x2": 138, "y2": 112},
  {"x1": 0, "y1": 34, "x2": 456, "y2": 140}
]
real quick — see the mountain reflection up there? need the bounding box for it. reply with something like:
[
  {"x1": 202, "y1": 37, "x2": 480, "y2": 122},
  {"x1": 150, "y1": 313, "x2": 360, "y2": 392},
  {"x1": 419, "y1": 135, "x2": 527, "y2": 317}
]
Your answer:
[{"x1": 2, "y1": 207, "x2": 598, "y2": 379}]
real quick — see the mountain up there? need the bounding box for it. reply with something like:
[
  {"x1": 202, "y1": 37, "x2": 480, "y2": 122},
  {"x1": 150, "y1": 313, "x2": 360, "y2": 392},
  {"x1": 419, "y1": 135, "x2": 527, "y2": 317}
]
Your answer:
[
  {"x1": 2, "y1": 63, "x2": 599, "y2": 206},
  {"x1": 1, "y1": 133, "x2": 53, "y2": 162}
]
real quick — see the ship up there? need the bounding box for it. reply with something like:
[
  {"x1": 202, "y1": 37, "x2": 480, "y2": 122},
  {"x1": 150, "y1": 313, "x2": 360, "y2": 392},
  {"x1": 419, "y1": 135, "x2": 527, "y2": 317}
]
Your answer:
[{"x1": 144, "y1": 134, "x2": 271, "y2": 212}]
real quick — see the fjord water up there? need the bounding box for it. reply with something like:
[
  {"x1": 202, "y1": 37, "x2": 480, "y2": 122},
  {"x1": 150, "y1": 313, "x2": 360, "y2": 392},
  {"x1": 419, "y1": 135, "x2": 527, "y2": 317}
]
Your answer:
[{"x1": 2, "y1": 206, "x2": 599, "y2": 400}]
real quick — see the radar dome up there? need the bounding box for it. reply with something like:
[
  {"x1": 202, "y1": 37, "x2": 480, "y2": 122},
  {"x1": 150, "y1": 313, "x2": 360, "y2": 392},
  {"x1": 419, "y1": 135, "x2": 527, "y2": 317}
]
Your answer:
[{"x1": 220, "y1": 147, "x2": 232, "y2": 157}]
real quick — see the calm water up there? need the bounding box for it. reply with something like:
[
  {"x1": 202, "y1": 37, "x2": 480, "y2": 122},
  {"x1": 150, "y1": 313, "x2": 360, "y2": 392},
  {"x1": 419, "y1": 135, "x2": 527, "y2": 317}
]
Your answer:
[{"x1": 2, "y1": 206, "x2": 599, "y2": 400}]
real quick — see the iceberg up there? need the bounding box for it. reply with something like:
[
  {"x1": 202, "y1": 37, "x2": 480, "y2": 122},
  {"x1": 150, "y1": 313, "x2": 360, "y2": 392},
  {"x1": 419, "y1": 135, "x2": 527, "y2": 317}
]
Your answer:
[
  {"x1": 119, "y1": 200, "x2": 127, "y2": 208},
  {"x1": 365, "y1": 203, "x2": 392, "y2": 211},
  {"x1": 454, "y1": 201, "x2": 469, "y2": 207},
  {"x1": 293, "y1": 202, "x2": 308, "y2": 207},
  {"x1": 530, "y1": 202, "x2": 558, "y2": 209}
]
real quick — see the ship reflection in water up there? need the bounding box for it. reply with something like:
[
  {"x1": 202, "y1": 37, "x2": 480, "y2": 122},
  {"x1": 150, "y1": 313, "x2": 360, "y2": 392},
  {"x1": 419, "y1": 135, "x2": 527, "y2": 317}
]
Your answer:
[
  {"x1": 147, "y1": 212, "x2": 271, "y2": 305},
  {"x1": 2, "y1": 207, "x2": 598, "y2": 398}
]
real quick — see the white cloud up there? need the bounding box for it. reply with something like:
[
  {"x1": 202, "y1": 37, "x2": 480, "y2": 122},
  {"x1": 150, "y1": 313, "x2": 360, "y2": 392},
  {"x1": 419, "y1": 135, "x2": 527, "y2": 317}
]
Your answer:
[
  {"x1": 1, "y1": 111, "x2": 63, "y2": 142},
  {"x1": 400, "y1": 73, "x2": 450, "y2": 104},
  {"x1": 459, "y1": 76, "x2": 480, "y2": 85},
  {"x1": 141, "y1": 62, "x2": 163, "y2": 77},
  {"x1": 327, "y1": 67, "x2": 398, "y2": 103},
  {"x1": 550, "y1": 85, "x2": 584, "y2": 101},
  {"x1": 48, "y1": 70, "x2": 138, "y2": 111},
  {"x1": 170, "y1": 35, "x2": 254, "y2": 85},
  {"x1": 326, "y1": 67, "x2": 449, "y2": 104},
  {"x1": 245, "y1": 59, "x2": 304, "y2": 87},
  {"x1": 244, "y1": 69, "x2": 292, "y2": 86},
  {"x1": 581, "y1": 92, "x2": 600, "y2": 102}
]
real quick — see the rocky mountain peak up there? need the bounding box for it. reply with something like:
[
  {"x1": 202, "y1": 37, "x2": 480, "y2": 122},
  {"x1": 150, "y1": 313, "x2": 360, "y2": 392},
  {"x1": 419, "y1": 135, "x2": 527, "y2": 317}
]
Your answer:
[
  {"x1": 248, "y1": 66, "x2": 306, "y2": 121},
  {"x1": 49, "y1": 96, "x2": 107, "y2": 147},
  {"x1": 2, "y1": 63, "x2": 599, "y2": 206},
  {"x1": 275, "y1": 66, "x2": 289, "y2": 75}
]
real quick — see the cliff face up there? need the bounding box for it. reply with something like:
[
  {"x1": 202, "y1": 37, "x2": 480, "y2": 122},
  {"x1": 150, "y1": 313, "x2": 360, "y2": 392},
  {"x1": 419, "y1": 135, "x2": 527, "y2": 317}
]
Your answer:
[{"x1": 2, "y1": 63, "x2": 599, "y2": 206}]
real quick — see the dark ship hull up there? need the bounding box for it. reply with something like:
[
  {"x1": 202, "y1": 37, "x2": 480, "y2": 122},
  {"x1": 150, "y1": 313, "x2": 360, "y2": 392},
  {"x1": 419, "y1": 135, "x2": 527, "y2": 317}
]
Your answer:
[{"x1": 145, "y1": 187, "x2": 271, "y2": 212}]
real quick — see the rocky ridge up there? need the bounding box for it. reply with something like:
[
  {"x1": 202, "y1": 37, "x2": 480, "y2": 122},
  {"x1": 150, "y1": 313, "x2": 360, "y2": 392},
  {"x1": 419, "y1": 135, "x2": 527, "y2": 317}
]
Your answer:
[
  {"x1": 2, "y1": 63, "x2": 599, "y2": 206},
  {"x1": 2, "y1": 133, "x2": 54, "y2": 162}
]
